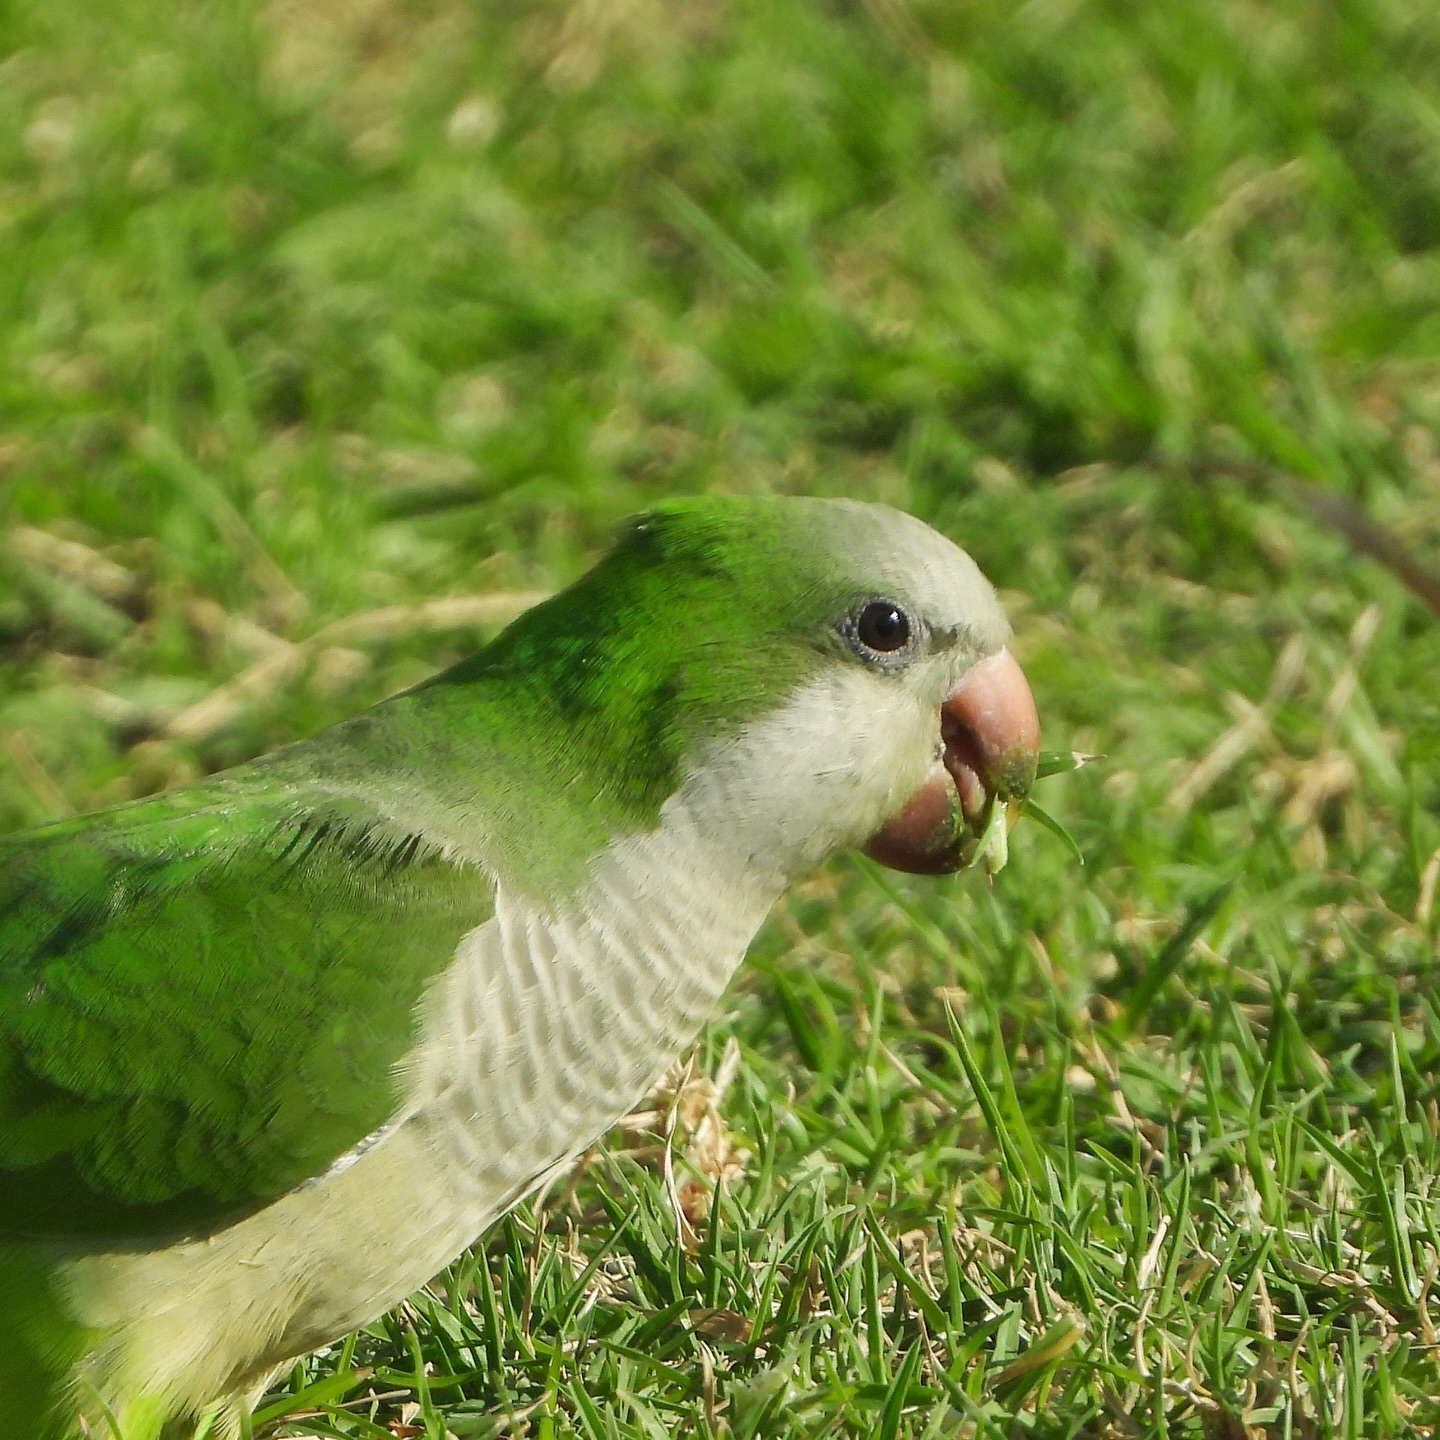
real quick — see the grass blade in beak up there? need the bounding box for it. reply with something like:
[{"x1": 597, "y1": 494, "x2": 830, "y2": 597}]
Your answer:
[{"x1": 1023, "y1": 798, "x2": 1084, "y2": 865}]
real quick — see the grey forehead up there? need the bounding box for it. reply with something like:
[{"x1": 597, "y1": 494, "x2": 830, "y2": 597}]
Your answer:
[{"x1": 816, "y1": 500, "x2": 1012, "y2": 654}]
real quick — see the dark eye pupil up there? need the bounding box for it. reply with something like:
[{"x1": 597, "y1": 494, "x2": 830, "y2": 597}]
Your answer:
[{"x1": 857, "y1": 601, "x2": 910, "y2": 652}]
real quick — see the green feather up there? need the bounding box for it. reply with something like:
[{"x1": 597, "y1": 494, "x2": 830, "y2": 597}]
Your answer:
[
  {"x1": 0, "y1": 790, "x2": 491, "y2": 1238},
  {"x1": 0, "y1": 1244, "x2": 91, "y2": 1440}
]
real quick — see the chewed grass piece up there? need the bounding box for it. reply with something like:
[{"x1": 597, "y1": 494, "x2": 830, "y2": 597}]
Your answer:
[{"x1": 973, "y1": 799, "x2": 1010, "y2": 875}]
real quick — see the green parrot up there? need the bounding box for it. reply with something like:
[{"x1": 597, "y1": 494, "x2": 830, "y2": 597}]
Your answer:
[{"x1": 0, "y1": 496, "x2": 1039, "y2": 1439}]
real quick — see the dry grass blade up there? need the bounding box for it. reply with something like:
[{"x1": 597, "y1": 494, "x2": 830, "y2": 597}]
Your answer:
[
  {"x1": 6, "y1": 526, "x2": 139, "y2": 605},
  {"x1": 1167, "y1": 634, "x2": 1307, "y2": 813},
  {"x1": 1, "y1": 729, "x2": 75, "y2": 818},
  {"x1": 313, "y1": 593, "x2": 551, "y2": 646},
  {"x1": 162, "y1": 592, "x2": 551, "y2": 743}
]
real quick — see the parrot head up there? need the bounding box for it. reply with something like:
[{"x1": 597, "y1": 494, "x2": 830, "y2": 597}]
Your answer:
[{"x1": 438, "y1": 495, "x2": 1039, "y2": 888}]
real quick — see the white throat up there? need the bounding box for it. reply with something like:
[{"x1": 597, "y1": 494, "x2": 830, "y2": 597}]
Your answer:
[
  {"x1": 407, "y1": 775, "x2": 780, "y2": 1213},
  {"x1": 406, "y1": 667, "x2": 937, "y2": 1212}
]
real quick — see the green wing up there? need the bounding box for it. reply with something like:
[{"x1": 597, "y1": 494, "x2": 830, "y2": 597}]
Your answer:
[{"x1": 0, "y1": 780, "x2": 493, "y2": 1241}]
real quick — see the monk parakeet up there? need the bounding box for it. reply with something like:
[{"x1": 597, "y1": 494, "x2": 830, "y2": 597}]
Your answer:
[{"x1": 0, "y1": 496, "x2": 1039, "y2": 1439}]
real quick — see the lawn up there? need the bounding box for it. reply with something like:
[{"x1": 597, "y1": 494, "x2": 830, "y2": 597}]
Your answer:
[{"x1": 3, "y1": 0, "x2": 1440, "y2": 1433}]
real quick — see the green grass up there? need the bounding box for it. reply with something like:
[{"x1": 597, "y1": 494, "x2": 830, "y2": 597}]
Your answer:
[{"x1": 4, "y1": 0, "x2": 1440, "y2": 1432}]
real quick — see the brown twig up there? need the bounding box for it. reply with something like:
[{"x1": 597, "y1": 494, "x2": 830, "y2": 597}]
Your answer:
[
  {"x1": 1282, "y1": 478, "x2": 1440, "y2": 615},
  {"x1": 1186, "y1": 457, "x2": 1440, "y2": 616}
]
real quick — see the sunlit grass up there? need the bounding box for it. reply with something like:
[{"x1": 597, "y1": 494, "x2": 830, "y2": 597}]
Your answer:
[{"x1": 4, "y1": 0, "x2": 1440, "y2": 1432}]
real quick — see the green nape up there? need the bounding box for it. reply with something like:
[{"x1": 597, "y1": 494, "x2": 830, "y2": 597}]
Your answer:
[
  {"x1": 364, "y1": 496, "x2": 875, "y2": 887},
  {"x1": 0, "y1": 789, "x2": 493, "y2": 1240}
]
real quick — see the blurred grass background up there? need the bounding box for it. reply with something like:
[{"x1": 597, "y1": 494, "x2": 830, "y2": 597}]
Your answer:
[{"x1": 4, "y1": 0, "x2": 1440, "y2": 1434}]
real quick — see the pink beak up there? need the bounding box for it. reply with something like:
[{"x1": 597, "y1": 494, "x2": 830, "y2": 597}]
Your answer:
[{"x1": 864, "y1": 647, "x2": 1040, "y2": 876}]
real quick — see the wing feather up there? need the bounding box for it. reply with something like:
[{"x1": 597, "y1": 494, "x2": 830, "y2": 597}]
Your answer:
[{"x1": 0, "y1": 784, "x2": 492, "y2": 1240}]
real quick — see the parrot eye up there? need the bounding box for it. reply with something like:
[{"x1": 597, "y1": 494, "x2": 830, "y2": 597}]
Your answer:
[
  {"x1": 845, "y1": 599, "x2": 915, "y2": 664},
  {"x1": 858, "y1": 602, "x2": 910, "y2": 651}
]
